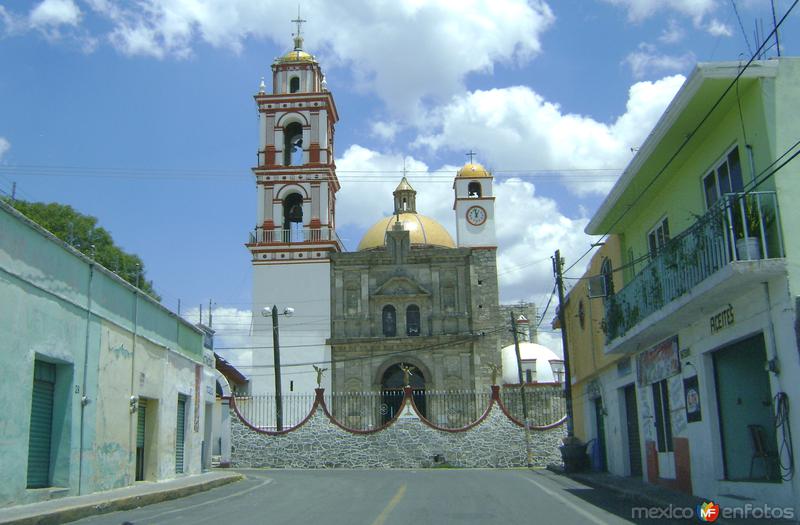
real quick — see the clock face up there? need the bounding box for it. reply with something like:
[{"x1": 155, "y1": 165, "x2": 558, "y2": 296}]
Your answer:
[{"x1": 466, "y1": 206, "x2": 487, "y2": 226}]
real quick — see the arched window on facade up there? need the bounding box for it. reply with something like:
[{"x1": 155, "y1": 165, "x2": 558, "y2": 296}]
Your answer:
[
  {"x1": 406, "y1": 305, "x2": 420, "y2": 336},
  {"x1": 600, "y1": 258, "x2": 614, "y2": 302},
  {"x1": 468, "y1": 182, "x2": 482, "y2": 198},
  {"x1": 289, "y1": 76, "x2": 300, "y2": 93},
  {"x1": 284, "y1": 122, "x2": 304, "y2": 166},
  {"x1": 282, "y1": 193, "x2": 304, "y2": 242},
  {"x1": 382, "y1": 305, "x2": 397, "y2": 337}
]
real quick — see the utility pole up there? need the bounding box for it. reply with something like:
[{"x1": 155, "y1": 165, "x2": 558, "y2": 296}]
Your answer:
[
  {"x1": 553, "y1": 249, "x2": 575, "y2": 437},
  {"x1": 10, "y1": 182, "x2": 16, "y2": 202},
  {"x1": 511, "y1": 311, "x2": 533, "y2": 467},
  {"x1": 271, "y1": 305, "x2": 283, "y2": 431}
]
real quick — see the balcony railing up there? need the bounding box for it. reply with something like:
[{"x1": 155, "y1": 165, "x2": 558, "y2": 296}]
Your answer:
[
  {"x1": 604, "y1": 191, "x2": 783, "y2": 343},
  {"x1": 248, "y1": 227, "x2": 338, "y2": 244}
]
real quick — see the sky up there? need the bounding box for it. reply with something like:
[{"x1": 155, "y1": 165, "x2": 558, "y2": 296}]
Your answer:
[{"x1": 1, "y1": 0, "x2": 798, "y2": 361}]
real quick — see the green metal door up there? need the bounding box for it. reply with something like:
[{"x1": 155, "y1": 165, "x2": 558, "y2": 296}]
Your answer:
[
  {"x1": 175, "y1": 396, "x2": 186, "y2": 474},
  {"x1": 27, "y1": 361, "x2": 56, "y2": 488}
]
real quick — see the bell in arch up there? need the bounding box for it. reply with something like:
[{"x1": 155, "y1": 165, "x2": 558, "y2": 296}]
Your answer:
[{"x1": 287, "y1": 204, "x2": 303, "y2": 223}]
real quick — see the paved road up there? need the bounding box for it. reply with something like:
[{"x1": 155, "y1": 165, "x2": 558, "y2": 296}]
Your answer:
[{"x1": 70, "y1": 469, "x2": 683, "y2": 525}]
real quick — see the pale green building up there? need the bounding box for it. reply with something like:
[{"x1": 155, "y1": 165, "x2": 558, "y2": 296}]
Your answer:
[
  {"x1": 0, "y1": 200, "x2": 216, "y2": 507},
  {"x1": 580, "y1": 58, "x2": 800, "y2": 513}
]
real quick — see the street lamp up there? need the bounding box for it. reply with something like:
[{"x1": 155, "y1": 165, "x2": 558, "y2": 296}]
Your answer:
[{"x1": 262, "y1": 305, "x2": 294, "y2": 431}]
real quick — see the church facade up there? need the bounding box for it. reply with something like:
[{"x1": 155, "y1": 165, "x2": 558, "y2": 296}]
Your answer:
[
  {"x1": 329, "y1": 172, "x2": 502, "y2": 396},
  {"x1": 246, "y1": 26, "x2": 533, "y2": 402}
]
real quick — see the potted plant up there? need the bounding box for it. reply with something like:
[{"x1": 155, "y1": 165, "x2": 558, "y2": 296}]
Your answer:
[{"x1": 733, "y1": 195, "x2": 774, "y2": 260}]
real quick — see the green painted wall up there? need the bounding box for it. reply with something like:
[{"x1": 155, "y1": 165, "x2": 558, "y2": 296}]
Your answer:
[
  {"x1": 0, "y1": 201, "x2": 205, "y2": 507},
  {"x1": 607, "y1": 60, "x2": 798, "y2": 286}
]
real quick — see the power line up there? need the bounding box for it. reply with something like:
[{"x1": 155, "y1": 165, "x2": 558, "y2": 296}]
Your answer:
[
  {"x1": 560, "y1": 0, "x2": 798, "y2": 277},
  {"x1": 221, "y1": 325, "x2": 510, "y2": 372}
]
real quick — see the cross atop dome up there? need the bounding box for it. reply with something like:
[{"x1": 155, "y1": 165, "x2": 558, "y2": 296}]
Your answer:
[{"x1": 291, "y1": 7, "x2": 307, "y2": 51}]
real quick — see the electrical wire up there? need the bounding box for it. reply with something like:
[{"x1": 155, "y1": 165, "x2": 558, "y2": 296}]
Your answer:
[
  {"x1": 559, "y1": 0, "x2": 799, "y2": 277},
  {"x1": 230, "y1": 325, "x2": 510, "y2": 375},
  {"x1": 774, "y1": 392, "x2": 794, "y2": 481}
]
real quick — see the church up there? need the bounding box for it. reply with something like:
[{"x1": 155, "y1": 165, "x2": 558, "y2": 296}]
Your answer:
[{"x1": 246, "y1": 24, "x2": 535, "y2": 402}]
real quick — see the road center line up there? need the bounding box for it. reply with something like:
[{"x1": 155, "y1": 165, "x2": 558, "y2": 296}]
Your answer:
[
  {"x1": 371, "y1": 483, "x2": 407, "y2": 525},
  {"x1": 523, "y1": 475, "x2": 612, "y2": 525}
]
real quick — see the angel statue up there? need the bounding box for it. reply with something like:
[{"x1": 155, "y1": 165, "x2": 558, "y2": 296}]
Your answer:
[
  {"x1": 486, "y1": 363, "x2": 501, "y2": 386},
  {"x1": 399, "y1": 363, "x2": 414, "y2": 387},
  {"x1": 312, "y1": 364, "x2": 328, "y2": 387}
]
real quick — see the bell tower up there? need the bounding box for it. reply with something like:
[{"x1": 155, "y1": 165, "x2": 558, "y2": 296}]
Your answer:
[
  {"x1": 454, "y1": 154, "x2": 497, "y2": 248},
  {"x1": 247, "y1": 17, "x2": 340, "y2": 396}
]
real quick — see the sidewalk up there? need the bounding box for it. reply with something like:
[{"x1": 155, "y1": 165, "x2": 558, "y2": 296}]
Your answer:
[
  {"x1": 547, "y1": 465, "x2": 798, "y2": 524},
  {"x1": 0, "y1": 471, "x2": 243, "y2": 525}
]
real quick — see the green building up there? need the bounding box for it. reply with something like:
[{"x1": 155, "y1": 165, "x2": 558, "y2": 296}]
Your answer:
[{"x1": 0, "y1": 200, "x2": 216, "y2": 507}]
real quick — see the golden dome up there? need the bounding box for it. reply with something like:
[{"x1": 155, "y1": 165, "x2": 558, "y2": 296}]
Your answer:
[
  {"x1": 357, "y1": 213, "x2": 456, "y2": 251},
  {"x1": 277, "y1": 49, "x2": 316, "y2": 64},
  {"x1": 457, "y1": 162, "x2": 491, "y2": 178}
]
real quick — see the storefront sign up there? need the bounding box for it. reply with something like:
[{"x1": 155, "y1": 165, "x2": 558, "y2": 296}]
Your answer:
[
  {"x1": 710, "y1": 304, "x2": 735, "y2": 334},
  {"x1": 683, "y1": 375, "x2": 702, "y2": 422},
  {"x1": 636, "y1": 336, "x2": 681, "y2": 386}
]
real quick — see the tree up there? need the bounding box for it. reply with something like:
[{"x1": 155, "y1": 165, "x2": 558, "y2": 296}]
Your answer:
[{"x1": 7, "y1": 199, "x2": 161, "y2": 300}]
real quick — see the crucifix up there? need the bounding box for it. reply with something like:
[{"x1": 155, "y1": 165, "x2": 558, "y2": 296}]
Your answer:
[{"x1": 466, "y1": 150, "x2": 476, "y2": 163}]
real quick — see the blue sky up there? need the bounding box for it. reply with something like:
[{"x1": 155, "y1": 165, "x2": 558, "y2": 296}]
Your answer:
[{"x1": 1, "y1": 0, "x2": 798, "y2": 353}]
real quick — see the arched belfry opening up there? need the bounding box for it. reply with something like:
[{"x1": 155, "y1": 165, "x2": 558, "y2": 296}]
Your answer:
[
  {"x1": 289, "y1": 76, "x2": 300, "y2": 93},
  {"x1": 284, "y1": 122, "x2": 303, "y2": 166},
  {"x1": 282, "y1": 193, "x2": 304, "y2": 242},
  {"x1": 380, "y1": 363, "x2": 426, "y2": 423},
  {"x1": 468, "y1": 181, "x2": 482, "y2": 197}
]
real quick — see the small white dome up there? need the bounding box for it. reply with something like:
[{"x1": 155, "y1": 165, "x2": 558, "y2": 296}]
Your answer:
[{"x1": 501, "y1": 342, "x2": 563, "y2": 384}]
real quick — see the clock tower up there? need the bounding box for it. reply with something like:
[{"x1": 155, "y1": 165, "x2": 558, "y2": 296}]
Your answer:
[{"x1": 454, "y1": 157, "x2": 497, "y2": 248}]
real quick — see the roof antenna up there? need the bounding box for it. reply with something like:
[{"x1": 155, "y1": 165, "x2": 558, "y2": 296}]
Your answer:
[
  {"x1": 730, "y1": 0, "x2": 752, "y2": 56},
  {"x1": 771, "y1": 0, "x2": 781, "y2": 57}
]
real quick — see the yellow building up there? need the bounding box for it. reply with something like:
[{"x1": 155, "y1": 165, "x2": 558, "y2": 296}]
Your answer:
[{"x1": 559, "y1": 236, "x2": 639, "y2": 474}]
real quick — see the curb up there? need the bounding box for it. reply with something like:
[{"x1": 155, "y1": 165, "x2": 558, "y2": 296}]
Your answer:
[{"x1": 1, "y1": 474, "x2": 244, "y2": 525}]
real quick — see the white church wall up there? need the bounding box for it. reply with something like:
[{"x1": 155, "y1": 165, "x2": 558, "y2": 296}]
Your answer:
[{"x1": 251, "y1": 260, "x2": 332, "y2": 397}]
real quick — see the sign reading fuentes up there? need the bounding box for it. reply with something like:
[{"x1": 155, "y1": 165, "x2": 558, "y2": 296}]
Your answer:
[{"x1": 710, "y1": 304, "x2": 735, "y2": 334}]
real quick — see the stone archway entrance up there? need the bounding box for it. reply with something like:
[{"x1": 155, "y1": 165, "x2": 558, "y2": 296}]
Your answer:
[{"x1": 381, "y1": 363, "x2": 426, "y2": 423}]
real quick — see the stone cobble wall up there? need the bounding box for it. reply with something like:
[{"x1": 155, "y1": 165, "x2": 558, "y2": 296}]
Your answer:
[{"x1": 230, "y1": 396, "x2": 565, "y2": 469}]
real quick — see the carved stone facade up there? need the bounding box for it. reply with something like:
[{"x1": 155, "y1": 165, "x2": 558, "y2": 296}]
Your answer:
[{"x1": 329, "y1": 228, "x2": 503, "y2": 394}]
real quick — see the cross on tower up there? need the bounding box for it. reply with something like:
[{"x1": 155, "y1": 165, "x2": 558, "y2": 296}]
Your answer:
[
  {"x1": 466, "y1": 150, "x2": 476, "y2": 163},
  {"x1": 292, "y1": 7, "x2": 307, "y2": 39}
]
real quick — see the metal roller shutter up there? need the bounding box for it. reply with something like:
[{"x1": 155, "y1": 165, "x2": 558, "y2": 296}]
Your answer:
[
  {"x1": 27, "y1": 361, "x2": 56, "y2": 489},
  {"x1": 175, "y1": 396, "x2": 186, "y2": 474}
]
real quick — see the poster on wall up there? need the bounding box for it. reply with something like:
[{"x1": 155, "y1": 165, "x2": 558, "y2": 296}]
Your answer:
[
  {"x1": 636, "y1": 336, "x2": 681, "y2": 386},
  {"x1": 684, "y1": 375, "x2": 702, "y2": 422}
]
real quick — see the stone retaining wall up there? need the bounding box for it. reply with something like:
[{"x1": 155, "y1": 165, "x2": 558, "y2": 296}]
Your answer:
[{"x1": 230, "y1": 387, "x2": 566, "y2": 469}]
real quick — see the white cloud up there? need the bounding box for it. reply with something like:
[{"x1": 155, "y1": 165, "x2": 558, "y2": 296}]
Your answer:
[
  {"x1": 0, "y1": 137, "x2": 9, "y2": 159},
  {"x1": 334, "y1": 146, "x2": 596, "y2": 310},
  {"x1": 624, "y1": 43, "x2": 696, "y2": 78},
  {"x1": 66, "y1": 0, "x2": 554, "y2": 113},
  {"x1": 371, "y1": 121, "x2": 400, "y2": 142},
  {"x1": 29, "y1": 0, "x2": 81, "y2": 28},
  {"x1": 705, "y1": 18, "x2": 732, "y2": 37},
  {"x1": 658, "y1": 19, "x2": 685, "y2": 44},
  {"x1": 413, "y1": 75, "x2": 685, "y2": 196},
  {"x1": 602, "y1": 0, "x2": 717, "y2": 23},
  {"x1": 182, "y1": 306, "x2": 254, "y2": 369}
]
